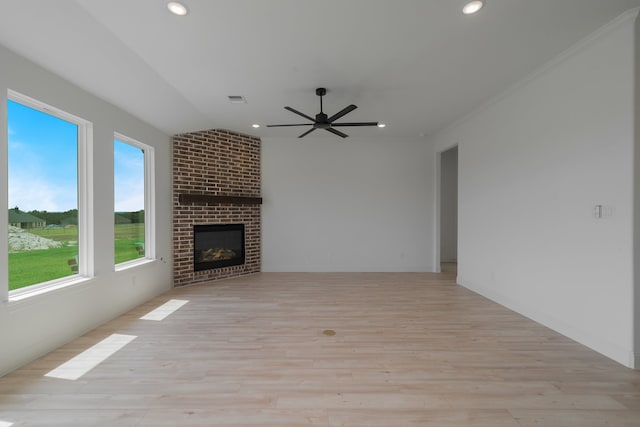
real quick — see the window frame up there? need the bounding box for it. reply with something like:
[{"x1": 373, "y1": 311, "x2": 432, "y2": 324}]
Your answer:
[
  {"x1": 6, "y1": 90, "x2": 94, "y2": 301},
  {"x1": 113, "y1": 132, "x2": 155, "y2": 271}
]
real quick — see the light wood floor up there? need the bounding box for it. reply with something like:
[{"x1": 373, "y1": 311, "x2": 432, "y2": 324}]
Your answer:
[{"x1": 1, "y1": 272, "x2": 639, "y2": 426}]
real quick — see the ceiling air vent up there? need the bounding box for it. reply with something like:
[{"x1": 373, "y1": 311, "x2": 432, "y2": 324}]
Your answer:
[{"x1": 228, "y1": 96, "x2": 247, "y2": 104}]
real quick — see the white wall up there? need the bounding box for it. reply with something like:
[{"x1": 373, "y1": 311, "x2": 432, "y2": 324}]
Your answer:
[
  {"x1": 634, "y1": 13, "x2": 640, "y2": 369},
  {"x1": 262, "y1": 136, "x2": 434, "y2": 272},
  {"x1": 433, "y1": 10, "x2": 638, "y2": 368},
  {"x1": 0, "y1": 44, "x2": 173, "y2": 376},
  {"x1": 440, "y1": 146, "x2": 458, "y2": 262}
]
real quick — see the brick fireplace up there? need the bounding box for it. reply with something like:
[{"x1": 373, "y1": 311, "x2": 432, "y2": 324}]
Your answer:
[{"x1": 172, "y1": 129, "x2": 261, "y2": 287}]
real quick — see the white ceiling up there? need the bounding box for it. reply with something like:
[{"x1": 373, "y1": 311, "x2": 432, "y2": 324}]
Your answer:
[{"x1": 0, "y1": 0, "x2": 639, "y2": 139}]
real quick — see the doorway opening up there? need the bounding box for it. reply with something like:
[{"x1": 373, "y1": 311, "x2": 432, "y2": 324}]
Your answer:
[{"x1": 439, "y1": 146, "x2": 458, "y2": 275}]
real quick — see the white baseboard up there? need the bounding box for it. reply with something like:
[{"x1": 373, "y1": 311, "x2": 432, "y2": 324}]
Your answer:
[{"x1": 457, "y1": 277, "x2": 635, "y2": 369}]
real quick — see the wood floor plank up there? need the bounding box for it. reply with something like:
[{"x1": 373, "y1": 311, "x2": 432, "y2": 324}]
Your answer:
[
  {"x1": 509, "y1": 409, "x2": 640, "y2": 427},
  {"x1": 328, "y1": 409, "x2": 521, "y2": 427},
  {"x1": 1, "y1": 272, "x2": 639, "y2": 426}
]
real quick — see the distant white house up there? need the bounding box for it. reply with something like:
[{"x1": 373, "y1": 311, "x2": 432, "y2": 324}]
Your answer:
[{"x1": 8, "y1": 208, "x2": 46, "y2": 229}]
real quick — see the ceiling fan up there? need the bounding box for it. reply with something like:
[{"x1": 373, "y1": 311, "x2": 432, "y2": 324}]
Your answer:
[{"x1": 267, "y1": 88, "x2": 379, "y2": 138}]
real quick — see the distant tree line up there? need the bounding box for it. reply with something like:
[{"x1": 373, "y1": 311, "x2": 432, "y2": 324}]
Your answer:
[
  {"x1": 115, "y1": 210, "x2": 145, "y2": 224},
  {"x1": 24, "y1": 209, "x2": 144, "y2": 225},
  {"x1": 27, "y1": 209, "x2": 78, "y2": 226}
]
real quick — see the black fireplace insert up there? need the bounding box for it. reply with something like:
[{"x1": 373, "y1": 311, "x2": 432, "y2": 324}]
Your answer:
[{"x1": 193, "y1": 224, "x2": 245, "y2": 271}]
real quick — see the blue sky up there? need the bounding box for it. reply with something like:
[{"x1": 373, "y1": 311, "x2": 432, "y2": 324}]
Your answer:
[
  {"x1": 114, "y1": 139, "x2": 144, "y2": 212},
  {"x1": 8, "y1": 99, "x2": 144, "y2": 213}
]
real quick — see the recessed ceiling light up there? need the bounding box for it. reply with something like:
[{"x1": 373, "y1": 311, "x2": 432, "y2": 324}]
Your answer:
[
  {"x1": 462, "y1": 0, "x2": 484, "y2": 15},
  {"x1": 167, "y1": 2, "x2": 188, "y2": 16},
  {"x1": 252, "y1": 124, "x2": 260, "y2": 128},
  {"x1": 377, "y1": 123, "x2": 387, "y2": 128}
]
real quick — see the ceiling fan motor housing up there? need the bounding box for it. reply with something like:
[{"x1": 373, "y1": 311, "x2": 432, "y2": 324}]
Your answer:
[{"x1": 315, "y1": 113, "x2": 329, "y2": 128}]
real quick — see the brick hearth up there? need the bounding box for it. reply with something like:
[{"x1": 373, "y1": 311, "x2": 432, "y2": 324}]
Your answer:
[{"x1": 172, "y1": 129, "x2": 261, "y2": 286}]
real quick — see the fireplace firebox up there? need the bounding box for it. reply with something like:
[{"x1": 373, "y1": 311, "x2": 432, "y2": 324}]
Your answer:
[{"x1": 193, "y1": 224, "x2": 245, "y2": 271}]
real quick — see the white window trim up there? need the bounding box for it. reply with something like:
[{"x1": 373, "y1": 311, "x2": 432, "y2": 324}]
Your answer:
[
  {"x1": 114, "y1": 132, "x2": 155, "y2": 269},
  {"x1": 1, "y1": 95, "x2": 8, "y2": 303},
  {"x1": 6, "y1": 90, "x2": 94, "y2": 302}
]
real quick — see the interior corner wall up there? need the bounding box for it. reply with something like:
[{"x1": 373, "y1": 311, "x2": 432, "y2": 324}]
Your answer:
[
  {"x1": 0, "y1": 43, "x2": 173, "y2": 376},
  {"x1": 432, "y1": 11, "x2": 637, "y2": 368},
  {"x1": 440, "y1": 146, "x2": 458, "y2": 262},
  {"x1": 261, "y1": 136, "x2": 435, "y2": 272},
  {"x1": 634, "y1": 12, "x2": 640, "y2": 369}
]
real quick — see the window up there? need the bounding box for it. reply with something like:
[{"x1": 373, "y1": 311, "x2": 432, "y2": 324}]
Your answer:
[
  {"x1": 114, "y1": 134, "x2": 154, "y2": 266},
  {"x1": 7, "y1": 91, "x2": 93, "y2": 294}
]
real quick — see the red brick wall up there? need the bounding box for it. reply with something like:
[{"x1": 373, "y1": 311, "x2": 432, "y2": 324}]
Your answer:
[{"x1": 173, "y1": 129, "x2": 261, "y2": 286}]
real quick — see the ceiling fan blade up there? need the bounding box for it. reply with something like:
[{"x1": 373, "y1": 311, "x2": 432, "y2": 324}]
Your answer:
[
  {"x1": 266, "y1": 124, "x2": 312, "y2": 127},
  {"x1": 326, "y1": 128, "x2": 348, "y2": 138},
  {"x1": 285, "y1": 106, "x2": 316, "y2": 122},
  {"x1": 298, "y1": 128, "x2": 317, "y2": 138},
  {"x1": 331, "y1": 122, "x2": 379, "y2": 127},
  {"x1": 327, "y1": 104, "x2": 357, "y2": 123}
]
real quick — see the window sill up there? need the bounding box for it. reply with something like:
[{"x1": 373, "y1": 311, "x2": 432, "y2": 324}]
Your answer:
[
  {"x1": 114, "y1": 257, "x2": 155, "y2": 272},
  {"x1": 8, "y1": 275, "x2": 94, "y2": 304}
]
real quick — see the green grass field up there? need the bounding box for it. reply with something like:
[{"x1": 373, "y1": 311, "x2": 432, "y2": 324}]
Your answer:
[
  {"x1": 29, "y1": 227, "x2": 78, "y2": 242},
  {"x1": 9, "y1": 224, "x2": 145, "y2": 291}
]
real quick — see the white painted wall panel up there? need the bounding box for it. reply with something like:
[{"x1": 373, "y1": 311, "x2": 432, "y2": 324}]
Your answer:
[
  {"x1": 262, "y1": 137, "x2": 434, "y2": 272},
  {"x1": 433, "y1": 11, "x2": 637, "y2": 367},
  {"x1": 0, "y1": 44, "x2": 173, "y2": 376}
]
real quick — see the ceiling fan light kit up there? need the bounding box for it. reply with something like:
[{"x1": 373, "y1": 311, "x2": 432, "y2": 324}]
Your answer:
[{"x1": 267, "y1": 88, "x2": 379, "y2": 138}]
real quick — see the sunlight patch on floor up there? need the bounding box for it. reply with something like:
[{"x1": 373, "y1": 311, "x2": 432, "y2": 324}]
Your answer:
[
  {"x1": 140, "y1": 299, "x2": 189, "y2": 321},
  {"x1": 44, "y1": 334, "x2": 137, "y2": 380}
]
